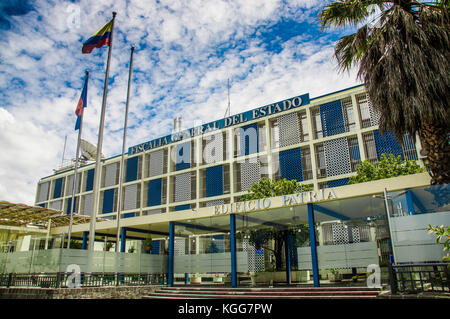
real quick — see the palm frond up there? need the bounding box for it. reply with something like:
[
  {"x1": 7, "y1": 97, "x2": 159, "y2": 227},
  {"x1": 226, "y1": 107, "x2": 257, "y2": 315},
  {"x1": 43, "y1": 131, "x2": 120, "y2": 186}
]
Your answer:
[{"x1": 320, "y1": 0, "x2": 386, "y2": 29}]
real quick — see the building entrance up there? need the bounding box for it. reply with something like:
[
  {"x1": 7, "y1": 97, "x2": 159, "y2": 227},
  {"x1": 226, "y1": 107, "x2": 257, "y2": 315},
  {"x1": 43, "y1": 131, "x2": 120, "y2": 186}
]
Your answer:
[{"x1": 170, "y1": 192, "x2": 391, "y2": 287}]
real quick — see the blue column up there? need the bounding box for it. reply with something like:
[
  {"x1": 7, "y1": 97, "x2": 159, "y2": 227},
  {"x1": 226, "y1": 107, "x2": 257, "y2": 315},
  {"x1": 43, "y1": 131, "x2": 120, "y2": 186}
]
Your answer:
[
  {"x1": 405, "y1": 189, "x2": 415, "y2": 215},
  {"x1": 308, "y1": 203, "x2": 320, "y2": 287},
  {"x1": 285, "y1": 233, "x2": 292, "y2": 284},
  {"x1": 82, "y1": 232, "x2": 88, "y2": 250},
  {"x1": 168, "y1": 222, "x2": 175, "y2": 287},
  {"x1": 185, "y1": 273, "x2": 189, "y2": 285},
  {"x1": 120, "y1": 228, "x2": 127, "y2": 253},
  {"x1": 230, "y1": 214, "x2": 237, "y2": 288}
]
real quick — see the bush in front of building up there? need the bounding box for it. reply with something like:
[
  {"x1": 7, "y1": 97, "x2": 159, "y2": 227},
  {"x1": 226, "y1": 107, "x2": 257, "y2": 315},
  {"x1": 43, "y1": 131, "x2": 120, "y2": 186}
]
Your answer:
[{"x1": 348, "y1": 153, "x2": 425, "y2": 185}]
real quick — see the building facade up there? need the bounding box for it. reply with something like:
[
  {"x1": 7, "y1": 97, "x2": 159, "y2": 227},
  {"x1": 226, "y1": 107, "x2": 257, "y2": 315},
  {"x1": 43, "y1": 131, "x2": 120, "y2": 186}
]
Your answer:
[
  {"x1": 25, "y1": 84, "x2": 449, "y2": 288},
  {"x1": 35, "y1": 84, "x2": 421, "y2": 217}
]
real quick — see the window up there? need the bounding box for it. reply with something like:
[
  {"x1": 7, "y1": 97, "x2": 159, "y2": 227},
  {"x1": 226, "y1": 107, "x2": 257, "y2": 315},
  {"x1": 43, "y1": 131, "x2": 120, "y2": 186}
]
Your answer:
[
  {"x1": 299, "y1": 112, "x2": 309, "y2": 142},
  {"x1": 312, "y1": 108, "x2": 323, "y2": 139},
  {"x1": 270, "y1": 119, "x2": 280, "y2": 148},
  {"x1": 342, "y1": 98, "x2": 356, "y2": 132},
  {"x1": 301, "y1": 147, "x2": 313, "y2": 180},
  {"x1": 363, "y1": 133, "x2": 378, "y2": 164},
  {"x1": 315, "y1": 144, "x2": 327, "y2": 178},
  {"x1": 347, "y1": 136, "x2": 361, "y2": 171},
  {"x1": 357, "y1": 93, "x2": 380, "y2": 128}
]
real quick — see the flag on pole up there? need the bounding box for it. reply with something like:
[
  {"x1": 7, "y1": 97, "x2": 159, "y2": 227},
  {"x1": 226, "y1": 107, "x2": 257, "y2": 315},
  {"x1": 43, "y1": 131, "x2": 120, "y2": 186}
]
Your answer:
[
  {"x1": 82, "y1": 19, "x2": 113, "y2": 54},
  {"x1": 75, "y1": 75, "x2": 88, "y2": 130}
]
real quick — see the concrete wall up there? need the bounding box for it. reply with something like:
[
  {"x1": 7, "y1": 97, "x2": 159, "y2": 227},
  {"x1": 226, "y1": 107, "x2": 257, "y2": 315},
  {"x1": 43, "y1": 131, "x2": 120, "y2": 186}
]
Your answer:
[{"x1": 0, "y1": 285, "x2": 162, "y2": 299}]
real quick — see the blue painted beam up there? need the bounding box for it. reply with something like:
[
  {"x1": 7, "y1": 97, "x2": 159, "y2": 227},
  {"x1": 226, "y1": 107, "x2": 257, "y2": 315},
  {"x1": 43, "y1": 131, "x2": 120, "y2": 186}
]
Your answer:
[
  {"x1": 285, "y1": 233, "x2": 292, "y2": 284},
  {"x1": 230, "y1": 214, "x2": 237, "y2": 288},
  {"x1": 120, "y1": 228, "x2": 126, "y2": 253},
  {"x1": 168, "y1": 222, "x2": 175, "y2": 287},
  {"x1": 308, "y1": 203, "x2": 320, "y2": 287},
  {"x1": 82, "y1": 232, "x2": 88, "y2": 250},
  {"x1": 405, "y1": 189, "x2": 415, "y2": 215},
  {"x1": 125, "y1": 227, "x2": 169, "y2": 237},
  {"x1": 314, "y1": 204, "x2": 350, "y2": 221}
]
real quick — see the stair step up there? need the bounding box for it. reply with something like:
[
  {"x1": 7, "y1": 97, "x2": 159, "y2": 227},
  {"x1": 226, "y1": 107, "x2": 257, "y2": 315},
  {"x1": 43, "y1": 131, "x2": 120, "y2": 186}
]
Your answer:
[
  {"x1": 143, "y1": 292, "x2": 378, "y2": 299},
  {"x1": 156, "y1": 290, "x2": 378, "y2": 296},
  {"x1": 161, "y1": 286, "x2": 380, "y2": 292}
]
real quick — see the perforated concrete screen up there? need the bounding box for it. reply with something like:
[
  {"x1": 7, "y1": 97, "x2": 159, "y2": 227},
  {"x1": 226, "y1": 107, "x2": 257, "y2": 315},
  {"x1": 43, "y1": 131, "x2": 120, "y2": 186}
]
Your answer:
[
  {"x1": 123, "y1": 184, "x2": 138, "y2": 211},
  {"x1": 239, "y1": 158, "x2": 261, "y2": 191},
  {"x1": 373, "y1": 130, "x2": 404, "y2": 160},
  {"x1": 320, "y1": 100, "x2": 345, "y2": 137},
  {"x1": 83, "y1": 193, "x2": 92, "y2": 216},
  {"x1": 203, "y1": 132, "x2": 224, "y2": 164},
  {"x1": 50, "y1": 200, "x2": 62, "y2": 210},
  {"x1": 67, "y1": 173, "x2": 81, "y2": 195},
  {"x1": 104, "y1": 163, "x2": 118, "y2": 187},
  {"x1": 175, "y1": 172, "x2": 191, "y2": 202},
  {"x1": 148, "y1": 149, "x2": 164, "y2": 177},
  {"x1": 279, "y1": 147, "x2": 303, "y2": 182},
  {"x1": 278, "y1": 112, "x2": 300, "y2": 147},
  {"x1": 205, "y1": 199, "x2": 225, "y2": 207},
  {"x1": 38, "y1": 182, "x2": 49, "y2": 203},
  {"x1": 324, "y1": 137, "x2": 351, "y2": 177},
  {"x1": 205, "y1": 165, "x2": 224, "y2": 197}
]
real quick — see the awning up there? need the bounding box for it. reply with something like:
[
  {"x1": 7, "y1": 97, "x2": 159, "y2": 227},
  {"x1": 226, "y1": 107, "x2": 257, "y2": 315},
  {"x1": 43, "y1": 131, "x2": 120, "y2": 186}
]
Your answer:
[{"x1": 0, "y1": 201, "x2": 102, "y2": 228}]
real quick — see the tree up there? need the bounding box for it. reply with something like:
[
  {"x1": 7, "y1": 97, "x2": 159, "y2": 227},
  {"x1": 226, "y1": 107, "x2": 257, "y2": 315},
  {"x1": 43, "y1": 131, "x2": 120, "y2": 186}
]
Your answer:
[
  {"x1": 241, "y1": 178, "x2": 312, "y2": 271},
  {"x1": 319, "y1": 0, "x2": 450, "y2": 185},
  {"x1": 427, "y1": 224, "x2": 450, "y2": 261},
  {"x1": 348, "y1": 153, "x2": 426, "y2": 184}
]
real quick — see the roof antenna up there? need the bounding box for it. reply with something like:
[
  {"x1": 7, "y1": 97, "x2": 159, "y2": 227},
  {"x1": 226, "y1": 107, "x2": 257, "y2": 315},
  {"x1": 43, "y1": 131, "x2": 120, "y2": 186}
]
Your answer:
[
  {"x1": 61, "y1": 135, "x2": 67, "y2": 167},
  {"x1": 224, "y1": 78, "x2": 231, "y2": 118}
]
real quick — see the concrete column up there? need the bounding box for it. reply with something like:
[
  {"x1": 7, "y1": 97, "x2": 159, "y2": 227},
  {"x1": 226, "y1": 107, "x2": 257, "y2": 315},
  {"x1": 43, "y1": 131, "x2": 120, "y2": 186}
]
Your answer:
[
  {"x1": 230, "y1": 214, "x2": 237, "y2": 288},
  {"x1": 285, "y1": 233, "x2": 292, "y2": 284},
  {"x1": 120, "y1": 228, "x2": 127, "y2": 253},
  {"x1": 168, "y1": 222, "x2": 175, "y2": 287},
  {"x1": 82, "y1": 231, "x2": 88, "y2": 250},
  {"x1": 307, "y1": 203, "x2": 320, "y2": 287}
]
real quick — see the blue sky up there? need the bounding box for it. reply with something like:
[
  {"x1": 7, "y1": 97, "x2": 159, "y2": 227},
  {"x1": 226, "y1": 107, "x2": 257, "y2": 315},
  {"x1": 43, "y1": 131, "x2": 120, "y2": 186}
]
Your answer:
[{"x1": 0, "y1": 0, "x2": 361, "y2": 205}]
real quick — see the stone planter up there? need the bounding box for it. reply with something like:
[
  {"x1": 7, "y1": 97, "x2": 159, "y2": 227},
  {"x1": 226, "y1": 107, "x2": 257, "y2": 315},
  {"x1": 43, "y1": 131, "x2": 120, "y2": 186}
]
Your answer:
[
  {"x1": 254, "y1": 271, "x2": 310, "y2": 284},
  {"x1": 328, "y1": 273, "x2": 343, "y2": 282}
]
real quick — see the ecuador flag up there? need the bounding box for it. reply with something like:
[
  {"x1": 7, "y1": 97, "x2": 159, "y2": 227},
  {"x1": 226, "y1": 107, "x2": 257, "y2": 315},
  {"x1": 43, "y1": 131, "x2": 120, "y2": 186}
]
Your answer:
[
  {"x1": 82, "y1": 20, "x2": 113, "y2": 54},
  {"x1": 75, "y1": 74, "x2": 88, "y2": 130}
]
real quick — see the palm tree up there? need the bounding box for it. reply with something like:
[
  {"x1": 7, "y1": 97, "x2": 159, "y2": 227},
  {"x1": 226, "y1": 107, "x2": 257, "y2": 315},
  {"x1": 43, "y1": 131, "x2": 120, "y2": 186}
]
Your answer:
[{"x1": 319, "y1": 0, "x2": 450, "y2": 184}]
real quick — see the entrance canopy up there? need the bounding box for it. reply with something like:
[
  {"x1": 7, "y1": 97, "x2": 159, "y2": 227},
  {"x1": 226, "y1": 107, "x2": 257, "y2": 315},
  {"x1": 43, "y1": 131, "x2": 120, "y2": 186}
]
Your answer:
[{"x1": 0, "y1": 201, "x2": 101, "y2": 228}]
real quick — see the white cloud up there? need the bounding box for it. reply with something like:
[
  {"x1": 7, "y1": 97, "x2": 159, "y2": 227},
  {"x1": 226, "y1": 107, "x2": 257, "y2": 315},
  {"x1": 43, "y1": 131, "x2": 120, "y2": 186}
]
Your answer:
[{"x1": 0, "y1": 0, "x2": 361, "y2": 205}]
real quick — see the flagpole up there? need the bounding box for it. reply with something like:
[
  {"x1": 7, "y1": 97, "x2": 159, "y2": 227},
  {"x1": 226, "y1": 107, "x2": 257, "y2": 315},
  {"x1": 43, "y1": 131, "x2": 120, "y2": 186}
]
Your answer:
[
  {"x1": 115, "y1": 46, "x2": 135, "y2": 252},
  {"x1": 67, "y1": 70, "x2": 89, "y2": 248},
  {"x1": 88, "y1": 12, "x2": 117, "y2": 254}
]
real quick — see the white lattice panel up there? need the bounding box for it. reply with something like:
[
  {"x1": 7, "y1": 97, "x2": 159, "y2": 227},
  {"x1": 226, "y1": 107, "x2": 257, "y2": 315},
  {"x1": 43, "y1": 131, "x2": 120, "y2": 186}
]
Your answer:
[
  {"x1": 38, "y1": 182, "x2": 49, "y2": 202},
  {"x1": 123, "y1": 184, "x2": 138, "y2": 211},
  {"x1": 324, "y1": 137, "x2": 351, "y2": 177},
  {"x1": 332, "y1": 224, "x2": 349, "y2": 244},
  {"x1": 175, "y1": 172, "x2": 191, "y2": 202},
  {"x1": 243, "y1": 239, "x2": 265, "y2": 272},
  {"x1": 174, "y1": 237, "x2": 186, "y2": 256},
  {"x1": 104, "y1": 163, "x2": 118, "y2": 187},
  {"x1": 145, "y1": 208, "x2": 162, "y2": 215},
  {"x1": 50, "y1": 200, "x2": 62, "y2": 211},
  {"x1": 278, "y1": 112, "x2": 300, "y2": 147},
  {"x1": 351, "y1": 227, "x2": 361, "y2": 243},
  {"x1": 67, "y1": 173, "x2": 81, "y2": 195},
  {"x1": 240, "y1": 159, "x2": 261, "y2": 191},
  {"x1": 148, "y1": 149, "x2": 164, "y2": 177},
  {"x1": 83, "y1": 193, "x2": 92, "y2": 216},
  {"x1": 203, "y1": 132, "x2": 224, "y2": 164},
  {"x1": 205, "y1": 199, "x2": 225, "y2": 207},
  {"x1": 367, "y1": 95, "x2": 380, "y2": 126}
]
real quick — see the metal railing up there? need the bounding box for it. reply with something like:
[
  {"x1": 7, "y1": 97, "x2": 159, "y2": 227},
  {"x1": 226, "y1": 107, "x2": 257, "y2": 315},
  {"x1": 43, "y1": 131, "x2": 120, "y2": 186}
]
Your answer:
[
  {"x1": 0, "y1": 272, "x2": 167, "y2": 289},
  {"x1": 391, "y1": 263, "x2": 450, "y2": 294}
]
